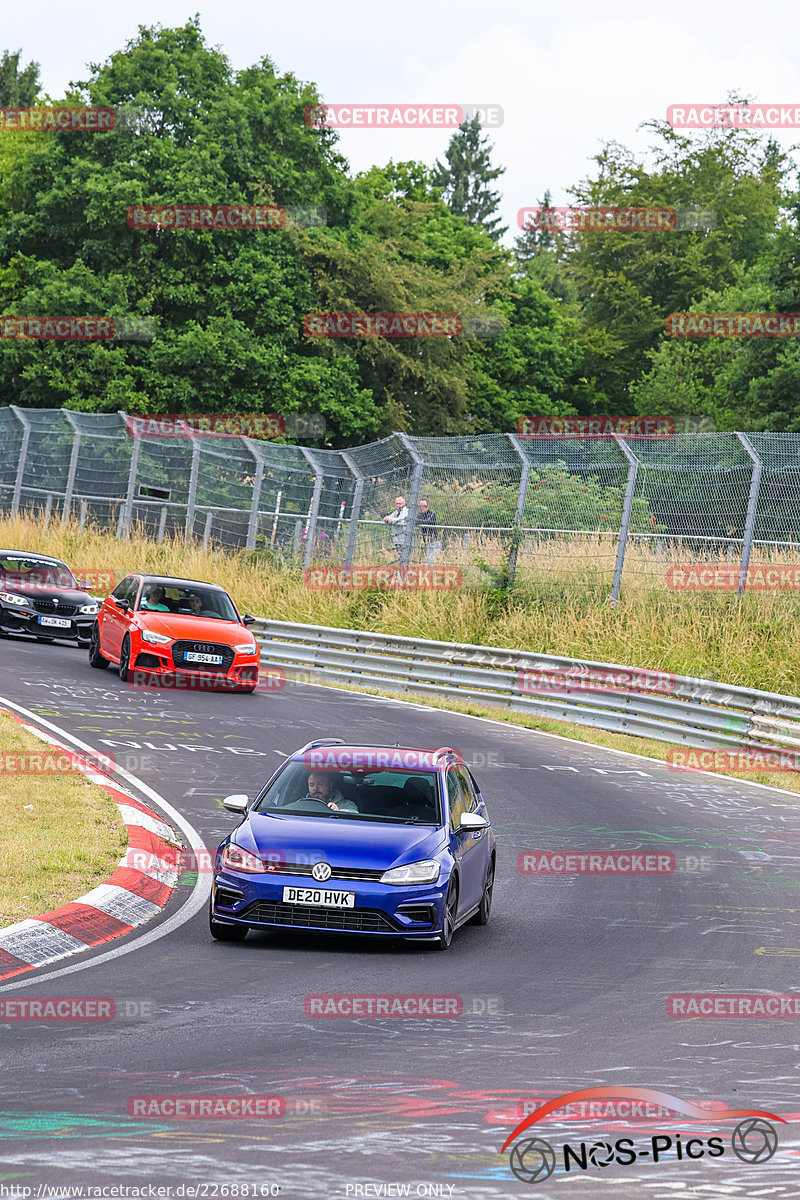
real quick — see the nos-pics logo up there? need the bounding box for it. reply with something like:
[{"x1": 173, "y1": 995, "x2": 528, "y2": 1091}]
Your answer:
[{"x1": 501, "y1": 1087, "x2": 783, "y2": 1183}]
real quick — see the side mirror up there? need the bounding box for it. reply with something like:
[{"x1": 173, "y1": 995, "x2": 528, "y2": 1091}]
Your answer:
[
  {"x1": 242, "y1": 614, "x2": 256, "y2": 626},
  {"x1": 459, "y1": 811, "x2": 488, "y2": 832},
  {"x1": 77, "y1": 579, "x2": 91, "y2": 590},
  {"x1": 113, "y1": 598, "x2": 130, "y2": 612},
  {"x1": 222, "y1": 794, "x2": 248, "y2": 813}
]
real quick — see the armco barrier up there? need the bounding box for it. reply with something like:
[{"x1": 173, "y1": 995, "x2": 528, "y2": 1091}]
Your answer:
[{"x1": 251, "y1": 619, "x2": 800, "y2": 756}]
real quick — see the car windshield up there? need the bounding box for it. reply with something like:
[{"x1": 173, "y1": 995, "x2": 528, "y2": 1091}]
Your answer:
[
  {"x1": 0, "y1": 557, "x2": 76, "y2": 591},
  {"x1": 253, "y1": 761, "x2": 442, "y2": 825},
  {"x1": 136, "y1": 584, "x2": 238, "y2": 619}
]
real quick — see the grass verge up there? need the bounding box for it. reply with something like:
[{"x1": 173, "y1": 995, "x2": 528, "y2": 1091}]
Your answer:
[
  {"x1": 3, "y1": 511, "x2": 800, "y2": 695},
  {"x1": 0, "y1": 712, "x2": 129, "y2": 928}
]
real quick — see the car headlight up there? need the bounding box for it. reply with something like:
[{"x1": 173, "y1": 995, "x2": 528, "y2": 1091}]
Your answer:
[
  {"x1": 380, "y1": 859, "x2": 440, "y2": 886},
  {"x1": 79, "y1": 602, "x2": 100, "y2": 615},
  {"x1": 234, "y1": 642, "x2": 258, "y2": 654},
  {"x1": 0, "y1": 592, "x2": 29, "y2": 606},
  {"x1": 220, "y1": 844, "x2": 268, "y2": 873},
  {"x1": 141, "y1": 629, "x2": 172, "y2": 644}
]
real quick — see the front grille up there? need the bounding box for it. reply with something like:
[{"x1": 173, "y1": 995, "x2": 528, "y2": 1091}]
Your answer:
[
  {"x1": 267, "y1": 862, "x2": 384, "y2": 882},
  {"x1": 171, "y1": 640, "x2": 234, "y2": 674},
  {"x1": 33, "y1": 600, "x2": 78, "y2": 616},
  {"x1": 242, "y1": 901, "x2": 398, "y2": 933}
]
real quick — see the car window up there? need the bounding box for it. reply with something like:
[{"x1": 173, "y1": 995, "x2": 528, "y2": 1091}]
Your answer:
[
  {"x1": 0, "y1": 557, "x2": 74, "y2": 590},
  {"x1": 465, "y1": 769, "x2": 482, "y2": 811},
  {"x1": 447, "y1": 769, "x2": 471, "y2": 831},
  {"x1": 112, "y1": 576, "x2": 138, "y2": 605},
  {"x1": 253, "y1": 761, "x2": 441, "y2": 824}
]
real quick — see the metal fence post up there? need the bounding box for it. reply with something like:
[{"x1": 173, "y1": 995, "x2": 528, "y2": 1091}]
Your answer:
[
  {"x1": 736, "y1": 432, "x2": 763, "y2": 597},
  {"x1": 10, "y1": 406, "x2": 31, "y2": 517},
  {"x1": 609, "y1": 434, "x2": 640, "y2": 605},
  {"x1": 120, "y1": 412, "x2": 141, "y2": 541},
  {"x1": 62, "y1": 411, "x2": 82, "y2": 524},
  {"x1": 243, "y1": 438, "x2": 266, "y2": 551},
  {"x1": 341, "y1": 451, "x2": 364, "y2": 568},
  {"x1": 299, "y1": 447, "x2": 323, "y2": 569},
  {"x1": 396, "y1": 433, "x2": 424, "y2": 567},
  {"x1": 184, "y1": 435, "x2": 201, "y2": 541},
  {"x1": 506, "y1": 432, "x2": 532, "y2": 588}
]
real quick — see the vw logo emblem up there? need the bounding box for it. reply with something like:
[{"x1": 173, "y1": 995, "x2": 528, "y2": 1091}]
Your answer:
[{"x1": 312, "y1": 862, "x2": 331, "y2": 882}]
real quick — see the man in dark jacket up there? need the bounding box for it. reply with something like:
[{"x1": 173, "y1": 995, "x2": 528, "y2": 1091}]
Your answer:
[{"x1": 415, "y1": 498, "x2": 441, "y2": 564}]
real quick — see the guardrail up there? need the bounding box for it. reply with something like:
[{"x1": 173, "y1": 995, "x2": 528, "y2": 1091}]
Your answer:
[{"x1": 251, "y1": 618, "x2": 800, "y2": 758}]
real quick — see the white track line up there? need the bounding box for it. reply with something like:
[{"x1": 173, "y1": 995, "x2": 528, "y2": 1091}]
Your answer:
[{"x1": 0, "y1": 695, "x2": 210, "y2": 992}]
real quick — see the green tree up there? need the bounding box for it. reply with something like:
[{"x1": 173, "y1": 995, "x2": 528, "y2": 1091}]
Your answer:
[
  {"x1": 432, "y1": 115, "x2": 507, "y2": 241},
  {"x1": 0, "y1": 50, "x2": 40, "y2": 107}
]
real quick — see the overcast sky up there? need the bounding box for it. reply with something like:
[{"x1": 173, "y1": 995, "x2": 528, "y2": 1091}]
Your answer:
[{"x1": 6, "y1": 1, "x2": 800, "y2": 243}]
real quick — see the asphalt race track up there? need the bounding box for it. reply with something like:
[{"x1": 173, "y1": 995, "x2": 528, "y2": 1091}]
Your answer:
[{"x1": 1, "y1": 633, "x2": 800, "y2": 1198}]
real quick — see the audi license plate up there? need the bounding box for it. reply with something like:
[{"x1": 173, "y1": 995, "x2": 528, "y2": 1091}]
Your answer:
[
  {"x1": 38, "y1": 616, "x2": 71, "y2": 628},
  {"x1": 184, "y1": 651, "x2": 223, "y2": 665},
  {"x1": 282, "y1": 887, "x2": 355, "y2": 908}
]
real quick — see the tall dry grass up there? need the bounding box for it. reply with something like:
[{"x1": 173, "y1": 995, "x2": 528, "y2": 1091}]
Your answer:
[{"x1": 3, "y1": 512, "x2": 800, "y2": 695}]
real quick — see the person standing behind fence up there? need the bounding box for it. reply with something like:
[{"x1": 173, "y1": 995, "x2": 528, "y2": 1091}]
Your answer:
[
  {"x1": 414, "y1": 497, "x2": 441, "y2": 565},
  {"x1": 383, "y1": 496, "x2": 408, "y2": 559}
]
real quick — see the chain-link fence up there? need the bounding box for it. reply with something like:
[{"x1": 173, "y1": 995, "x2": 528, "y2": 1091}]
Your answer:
[{"x1": 2, "y1": 408, "x2": 800, "y2": 598}]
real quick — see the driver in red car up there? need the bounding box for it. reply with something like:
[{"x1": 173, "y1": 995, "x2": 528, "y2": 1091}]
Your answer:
[
  {"x1": 141, "y1": 585, "x2": 169, "y2": 612},
  {"x1": 306, "y1": 771, "x2": 357, "y2": 812}
]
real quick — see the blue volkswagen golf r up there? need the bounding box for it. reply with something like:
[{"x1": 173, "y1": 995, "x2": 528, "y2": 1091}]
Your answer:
[{"x1": 210, "y1": 740, "x2": 496, "y2": 950}]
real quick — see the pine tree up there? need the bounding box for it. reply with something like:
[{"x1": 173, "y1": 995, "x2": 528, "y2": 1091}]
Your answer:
[
  {"x1": 433, "y1": 115, "x2": 507, "y2": 241},
  {"x1": 0, "y1": 50, "x2": 41, "y2": 107}
]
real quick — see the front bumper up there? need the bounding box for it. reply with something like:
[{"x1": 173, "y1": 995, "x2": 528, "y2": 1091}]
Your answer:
[
  {"x1": 211, "y1": 869, "x2": 447, "y2": 937},
  {"x1": 0, "y1": 605, "x2": 96, "y2": 641},
  {"x1": 128, "y1": 649, "x2": 260, "y2": 691}
]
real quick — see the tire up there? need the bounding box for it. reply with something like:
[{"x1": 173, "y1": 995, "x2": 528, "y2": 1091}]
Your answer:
[
  {"x1": 88, "y1": 624, "x2": 110, "y2": 670},
  {"x1": 118, "y1": 635, "x2": 131, "y2": 681},
  {"x1": 471, "y1": 856, "x2": 495, "y2": 926},
  {"x1": 209, "y1": 903, "x2": 248, "y2": 942},
  {"x1": 435, "y1": 878, "x2": 458, "y2": 950}
]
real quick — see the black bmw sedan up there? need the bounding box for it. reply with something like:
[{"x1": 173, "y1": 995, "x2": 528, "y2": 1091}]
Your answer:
[{"x1": 0, "y1": 551, "x2": 101, "y2": 646}]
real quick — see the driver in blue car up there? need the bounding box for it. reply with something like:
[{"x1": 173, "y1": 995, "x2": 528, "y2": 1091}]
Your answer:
[{"x1": 306, "y1": 771, "x2": 358, "y2": 812}]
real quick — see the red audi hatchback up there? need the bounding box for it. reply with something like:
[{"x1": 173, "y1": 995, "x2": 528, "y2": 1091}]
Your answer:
[{"x1": 90, "y1": 574, "x2": 260, "y2": 692}]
